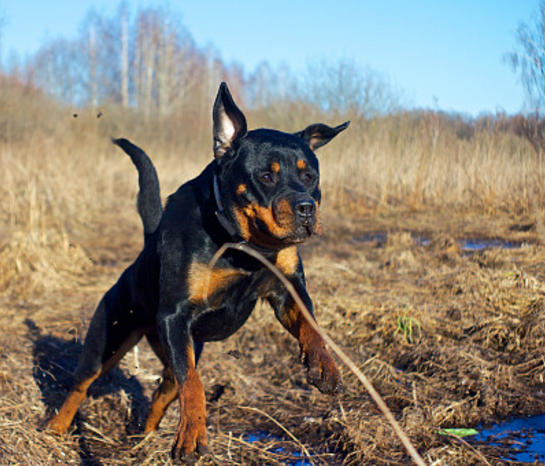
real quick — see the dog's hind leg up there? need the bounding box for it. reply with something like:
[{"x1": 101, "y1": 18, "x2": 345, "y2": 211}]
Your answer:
[
  {"x1": 143, "y1": 332, "x2": 177, "y2": 433},
  {"x1": 48, "y1": 270, "x2": 144, "y2": 434}
]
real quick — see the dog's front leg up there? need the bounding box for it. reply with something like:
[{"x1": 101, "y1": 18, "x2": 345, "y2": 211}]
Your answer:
[
  {"x1": 157, "y1": 309, "x2": 207, "y2": 464},
  {"x1": 268, "y1": 280, "x2": 343, "y2": 395}
]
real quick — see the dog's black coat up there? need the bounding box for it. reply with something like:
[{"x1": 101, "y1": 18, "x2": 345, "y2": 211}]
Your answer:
[{"x1": 48, "y1": 83, "x2": 348, "y2": 463}]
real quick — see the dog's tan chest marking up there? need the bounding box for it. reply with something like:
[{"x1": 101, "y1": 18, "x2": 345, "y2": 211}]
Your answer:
[
  {"x1": 275, "y1": 246, "x2": 299, "y2": 276},
  {"x1": 187, "y1": 263, "x2": 246, "y2": 304}
]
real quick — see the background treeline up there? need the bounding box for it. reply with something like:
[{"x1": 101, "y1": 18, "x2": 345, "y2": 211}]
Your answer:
[
  {"x1": 6, "y1": 4, "x2": 402, "y2": 118},
  {"x1": 4, "y1": 4, "x2": 543, "y2": 150}
]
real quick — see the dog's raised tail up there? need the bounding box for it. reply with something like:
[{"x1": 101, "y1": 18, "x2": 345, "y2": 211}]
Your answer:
[{"x1": 112, "y1": 138, "x2": 162, "y2": 239}]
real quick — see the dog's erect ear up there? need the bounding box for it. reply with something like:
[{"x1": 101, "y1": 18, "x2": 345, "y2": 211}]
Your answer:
[
  {"x1": 294, "y1": 121, "x2": 350, "y2": 151},
  {"x1": 213, "y1": 82, "x2": 248, "y2": 159}
]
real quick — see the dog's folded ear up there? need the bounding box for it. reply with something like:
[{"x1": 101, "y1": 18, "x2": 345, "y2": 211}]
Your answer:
[
  {"x1": 294, "y1": 121, "x2": 350, "y2": 151},
  {"x1": 213, "y1": 82, "x2": 248, "y2": 159}
]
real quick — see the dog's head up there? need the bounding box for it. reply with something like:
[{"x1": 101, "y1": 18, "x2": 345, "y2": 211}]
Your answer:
[{"x1": 212, "y1": 82, "x2": 349, "y2": 250}]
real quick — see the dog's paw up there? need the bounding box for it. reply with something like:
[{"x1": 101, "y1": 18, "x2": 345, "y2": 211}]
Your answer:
[
  {"x1": 171, "y1": 445, "x2": 208, "y2": 465},
  {"x1": 171, "y1": 438, "x2": 208, "y2": 464},
  {"x1": 170, "y1": 415, "x2": 208, "y2": 464},
  {"x1": 303, "y1": 343, "x2": 344, "y2": 395},
  {"x1": 46, "y1": 415, "x2": 71, "y2": 436}
]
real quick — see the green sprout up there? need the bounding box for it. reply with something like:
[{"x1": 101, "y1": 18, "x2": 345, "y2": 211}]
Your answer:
[{"x1": 395, "y1": 308, "x2": 422, "y2": 344}]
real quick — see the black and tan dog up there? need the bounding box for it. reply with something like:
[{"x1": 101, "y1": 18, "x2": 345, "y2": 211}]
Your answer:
[{"x1": 48, "y1": 83, "x2": 349, "y2": 462}]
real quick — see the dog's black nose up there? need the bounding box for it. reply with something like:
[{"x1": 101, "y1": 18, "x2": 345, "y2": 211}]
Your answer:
[{"x1": 295, "y1": 199, "x2": 316, "y2": 219}]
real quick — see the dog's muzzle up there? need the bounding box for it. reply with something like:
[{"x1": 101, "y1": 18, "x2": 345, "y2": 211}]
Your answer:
[{"x1": 272, "y1": 193, "x2": 319, "y2": 242}]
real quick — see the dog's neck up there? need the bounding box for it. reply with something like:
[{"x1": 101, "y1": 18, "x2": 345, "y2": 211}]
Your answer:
[{"x1": 213, "y1": 172, "x2": 279, "y2": 259}]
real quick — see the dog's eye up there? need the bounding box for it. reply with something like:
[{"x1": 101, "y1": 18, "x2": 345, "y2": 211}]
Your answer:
[
  {"x1": 301, "y1": 172, "x2": 314, "y2": 184},
  {"x1": 259, "y1": 173, "x2": 274, "y2": 184}
]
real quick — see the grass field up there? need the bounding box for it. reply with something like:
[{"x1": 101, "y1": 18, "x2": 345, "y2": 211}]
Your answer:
[{"x1": 1, "y1": 80, "x2": 545, "y2": 464}]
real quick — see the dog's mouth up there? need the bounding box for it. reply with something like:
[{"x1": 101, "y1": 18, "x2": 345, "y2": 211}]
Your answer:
[{"x1": 255, "y1": 218, "x2": 316, "y2": 244}]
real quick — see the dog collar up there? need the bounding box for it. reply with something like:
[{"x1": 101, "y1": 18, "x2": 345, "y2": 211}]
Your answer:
[
  {"x1": 213, "y1": 174, "x2": 242, "y2": 240},
  {"x1": 213, "y1": 173, "x2": 279, "y2": 258}
]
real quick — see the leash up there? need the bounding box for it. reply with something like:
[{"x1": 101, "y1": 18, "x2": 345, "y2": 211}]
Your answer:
[{"x1": 213, "y1": 173, "x2": 279, "y2": 259}]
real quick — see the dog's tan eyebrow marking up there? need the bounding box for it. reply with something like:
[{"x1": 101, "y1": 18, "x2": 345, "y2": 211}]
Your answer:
[
  {"x1": 297, "y1": 159, "x2": 307, "y2": 170},
  {"x1": 271, "y1": 162, "x2": 280, "y2": 173},
  {"x1": 236, "y1": 184, "x2": 247, "y2": 195}
]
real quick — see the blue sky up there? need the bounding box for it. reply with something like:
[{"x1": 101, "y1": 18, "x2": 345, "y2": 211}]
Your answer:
[{"x1": 0, "y1": 0, "x2": 539, "y2": 115}]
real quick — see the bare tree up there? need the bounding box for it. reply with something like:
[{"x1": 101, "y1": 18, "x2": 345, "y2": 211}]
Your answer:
[
  {"x1": 508, "y1": 1, "x2": 545, "y2": 112},
  {"x1": 132, "y1": 7, "x2": 201, "y2": 115},
  {"x1": 22, "y1": 2, "x2": 254, "y2": 116},
  {"x1": 304, "y1": 57, "x2": 403, "y2": 118},
  {"x1": 245, "y1": 61, "x2": 297, "y2": 110},
  {"x1": 120, "y1": 3, "x2": 129, "y2": 108},
  {"x1": 89, "y1": 22, "x2": 98, "y2": 108},
  {"x1": 32, "y1": 38, "x2": 86, "y2": 105}
]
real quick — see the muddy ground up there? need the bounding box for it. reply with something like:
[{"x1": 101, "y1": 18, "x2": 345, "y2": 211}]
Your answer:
[{"x1": 2, "y1": 208, "x2": 545, "y2": 465}]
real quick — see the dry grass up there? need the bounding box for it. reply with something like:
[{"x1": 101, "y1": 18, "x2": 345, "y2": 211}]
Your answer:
[
  {"x1": 317, "y1": 114, "x2": 542, "y2": 216},
  {"x1": 2, "y1": 221, "x2": 545, "y2": 465},
  {"x1": 2, "y1": 79, "x2": 545, "y2": 464}
]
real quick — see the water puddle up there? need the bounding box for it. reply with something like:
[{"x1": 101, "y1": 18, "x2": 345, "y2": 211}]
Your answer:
[
  {"x1": 475, "y1": 414, "x2": 545, "y2": 463},
  {"x1": 245, "y1": 432, "x2": 314, "y2": 465},
  {"x1": 247, "y1": 420, "x2": 545, "y2": 464},
  {"x1": 460, "y1": 238, "x2": 521, "y2": 251},
  {"x1": 356, "y1": 233, "x2": 522, "y2": 251}
]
